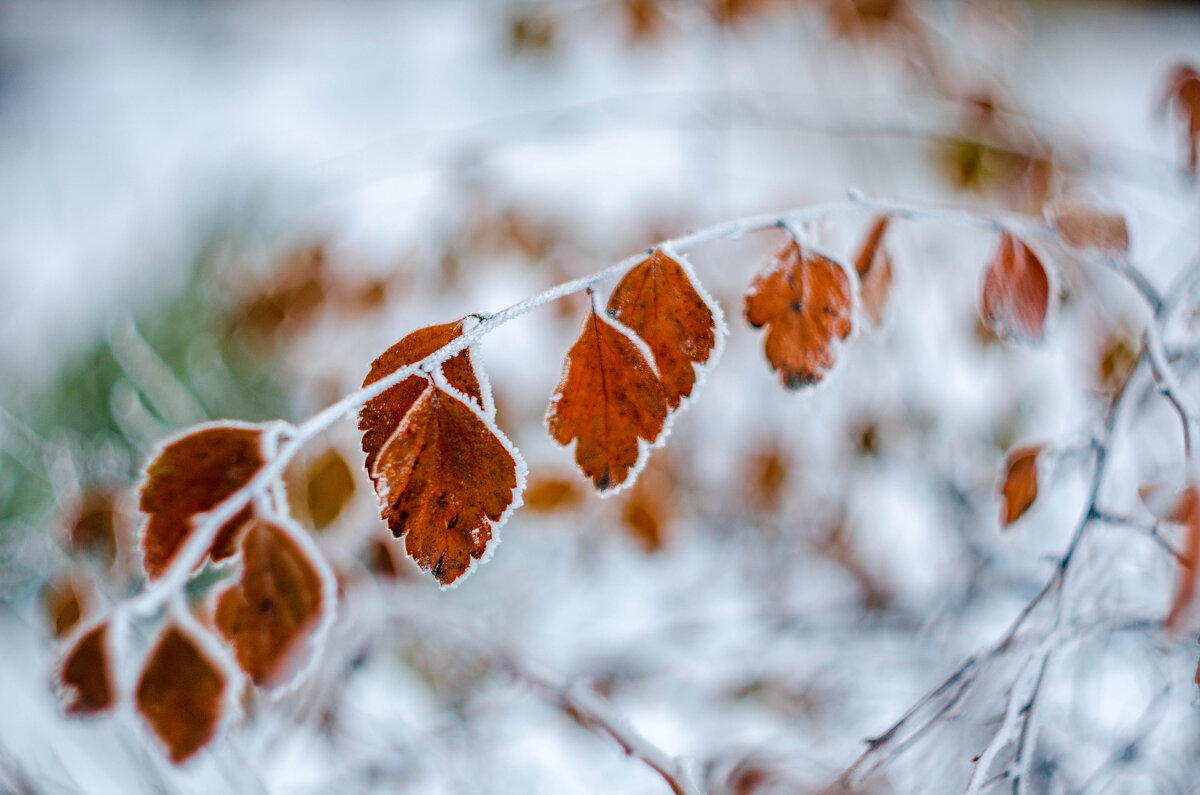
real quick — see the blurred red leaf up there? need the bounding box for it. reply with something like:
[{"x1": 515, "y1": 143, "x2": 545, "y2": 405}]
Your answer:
[
  {"x1": 1167, "y1": 484, "x2": 1200, "y2": 631},
  {"x1": 1047, "y1": 200, "x2": 1129, "y2": 252},
  {"x1": 980, "y1": 231, "x2": 1052, "y2": 344},
  {"x1": 138, "y1": 424, "x2": 264, "y2": 579},
  {"x1": 43, "y1": 575, "x2": 87, "y2": 638},
  {"x1": 59, "y1": 622, "x2": 115, "y2": 716},
  {"x1": 999, "y1": 445, "x2": 1041, "y2": 527},
  {"x1": 523, "y1": 473, "x2": 585, "y2": 513},
  {"x1": 547, "y1": 305, "x2": 668, "y2": 492},
  {"x1": 214, "y1": 518, "x2": 331, "y2": 687},
  {"x1": 1163, "y1": 64, "x2": 1200, "y2": 173},
  {"x1": 136, "y1": 624, "x2": 228, "y2": 764},
  {"x1": 303, "y1": 448, "x2": 356, "y2": 530},
  {"x1": 744, "y1": 241, "x2": 853, "y2": 388},
  {"x1": 68, "y1": 490, "x2": 120, "y2": 569},
  {"x1": 607, "y1": 249, "x2": 718, "y2": 410},
  {"x1": 852, "y1": 216, "x2": 893, "y2": 328}
]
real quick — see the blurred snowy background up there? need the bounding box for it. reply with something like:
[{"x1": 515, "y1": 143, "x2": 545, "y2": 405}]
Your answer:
[{"x1": 3, "y1": 0, "x2": 1200, "y2": 792}]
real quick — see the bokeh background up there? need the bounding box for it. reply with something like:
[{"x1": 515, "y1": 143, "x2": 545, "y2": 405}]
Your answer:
[{"x1": 3, "y1": 1, "x2": 1200, "y2": 792}]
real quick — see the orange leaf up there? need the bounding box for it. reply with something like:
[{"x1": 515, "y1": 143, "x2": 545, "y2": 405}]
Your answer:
[
  {"x1": 43, "y1": 575, "x2": 88, "y2": 638},
  {"x1": 138, "y1": 424, "x2": 265, "y2": 579},
  {"x1": 58, "y1": 622, "x2": 115, "y2": 716},
  {"x1": 214, "y1": 518, "x2": 332, "y2": 688},
  {"x1": 852, "y1": 216, "x2": 893, "y2": 328},
  {"x1": 366, "y1": 381, "x2": 521, "y2": 587},
  {"x1": 547, "y1": 305, "x2": 668, "y2": 492},
  {"x1": 607, "y1": 250, "x2": 719, "y2": 410},
  {"x1": 136, "y1": 624, "x2": 228, "y2": 764},
  {"x1": 1047, "y1": 200, "x2": 1129, "y2": 253},
  {"x1": 524, "y1": 473, "x2": 585, "y2": 513},
  {"x1": 980, "y1": 231, "x2": 1053, "y2": 344},
  {"x1": 1163, "y1": 64, "x2": 1200, "y2": 173},
  {"x1": 69, "y1": 490, "x2": 120, "y2": 569},
  {"x1": 359, "y1": 320, "x2": 483, "y2": 478},
  {"x1": 999, "y1": 445, "x2": 1041, "y2": 527},
  {"x1": 1167, "y1": 484, "x2": 1200, "y2": 631},
  {"x1": 744, "y1": 241, "x2": 853, "y2": 389},
  {"x1": 304, "y1": 448, "x2": 356, "y2": 530}
]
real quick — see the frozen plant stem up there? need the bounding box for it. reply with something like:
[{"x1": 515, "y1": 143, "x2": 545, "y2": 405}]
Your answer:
[
  {"x1": 839, "y1": 244, "x2": 1186, "y2": 790},
  {"x1": 498, "y1": 656, "x2": 701, "y2": 795},
  {"x1": 107, "y1": 192, "x2": 1183, "y2": 791}
]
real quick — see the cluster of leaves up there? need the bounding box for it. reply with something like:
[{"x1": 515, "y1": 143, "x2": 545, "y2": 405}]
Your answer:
[{"x1": 50, "y1": 190, "x2": 1158, "y2": 767}]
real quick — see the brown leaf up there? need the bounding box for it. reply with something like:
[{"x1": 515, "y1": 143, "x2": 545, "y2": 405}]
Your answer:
[
  {"x1": 1163, "y1": 64, "x2": 1200, "y2": 173},
  {"x1": 980, "y1": 231, "x2": 1053, "y2": 344},
  {"x1": 214, "y1": 518, "x2": 331, "y2": 687},
  {"x1": 607, "y1": 250, "x2": 718, "y2": 410},
  {"x1": 136, "y1": 624, "x2": 228, "y2": 764},
  {"x1": 43, "y1": 575, "x2": 88, "y2": 638},
  {"x1": 744, "y1": 241, "x2": 854, "y2": 389},
  {"x1": 621, "y1": 0, "x2": 665, "y2": 40},
  {"x1": 69, "y1": 491, "x2": 119, "y2": 569},
  {"x1": 744, "y1": 444, "x2": 790, "y2": 513},
  {"x1": 359, "y1": 320, "x2": 482, "y2": 478},
  {"x1": 852, "y1": 216, "x2": 893, "y2": 327},
  {"x1": 547, "y1": 305, "x2": 668, "y2": 492},
  {"x1": 369, "y1": 384, "x2": 520, "y2": 587},
  {"x1": 138, "y1": 424, "x2": 265, "y2": 579},
  {"x1": 304, "y1": 448, "x2": 356, "y2": 530},
  {"x1": 619, "y1": 456, "x2": 676, "y2": 552},
  {"x1": 523, "y1": 473, "x2": 585, "y2": 513},
  {"x1": 1167, "y1": 484, "x2": 1200, "y2": 631},
  {"x1": 59, "y1": 622, "x2": 115, "y2": 715},
  {"x1": 1047, "y1": 200, "x2": 1129, "y2": 252},
  {"x1": 999, "y1": 445, "x2": 1041, "y2": 527}
]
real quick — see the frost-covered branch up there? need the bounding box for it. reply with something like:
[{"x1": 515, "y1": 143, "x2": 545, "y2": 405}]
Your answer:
[
  {"x1": 103, "y1": 190, "x2": 1190, "y2": 787},
  {"x1": 498, "y1": 657, "x2": 701, "y2": 795}
]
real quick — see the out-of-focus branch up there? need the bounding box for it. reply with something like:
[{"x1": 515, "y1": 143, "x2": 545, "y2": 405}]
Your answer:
[
  {"x1": 838, "y1": 233, "x2": 1191, "y2": 789},
  {"x1": 497, "y1": 656, "x2": 701, "y2": 795}
]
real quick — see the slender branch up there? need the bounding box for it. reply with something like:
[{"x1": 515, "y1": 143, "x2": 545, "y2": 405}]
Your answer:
[
  {"x1": 964, "y1": 646, "x2": 1049, "y2": 795},
  {"x1": 498, "y1": 656, "x2": 702, "y2": 795},
  {"x1": 1092, "y1": 510, "x2": 1187, "y2": 565}
]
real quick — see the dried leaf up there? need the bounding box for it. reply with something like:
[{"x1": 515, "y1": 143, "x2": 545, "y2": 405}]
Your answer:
[
  {"x1": 980, "y1": 231, "x2": 1053, "y2": 344},
  {"x1": 1048, "y1": 200, "x2": 1129, "y2": 252},
  {"x1": 999, "y1": 445, "x2": 1041, "y2": 527},
  {"x1": 359, "y1": 320, "x2": 482, "y2": 477},
  {"x1": 852, "y1": 216, "x2": 893, "y2": 327},
  {"x1": 607, "y1": 250, "x2": 718, "y2": 410},
  {"x1": 360, "y1": 321, "x2": 518, "y2": 586},
  {"x1": 619, "y1": 456, "x2": 675, "y2": 552},
  {"x1": 138, "y1": 424, "x2": 265, "y2": 579},
  {"x1": 214, "y1": 518, "x2": 332, "y2": 687},
  {"x1": 523, "y1": 473, "x2": 585, "y2": 513},
  {"x1": 365, "y1": 535, "x2": 407, "y2": 580},
  {"x1": 43, "y1": 575, "x2": 87, "y2": 638},
  {"x1": 304, "y1": 448, "x2": 356, "y2": 530},
  {"x1": 547, "y1": 306, "x2": 668, "y2": 492},
  {"x1": 59, "y1": 622, "x2": 115, "y2": 715},
  {"x1": 744, "y1": 241, "x2": 853, "y2": 389},
  {"x1": 1167, "y1": 485, "x2": 1200, "y2": 631},
  {"x1": 136, "y1": 624, "x2": 228, "y2": 764},
  {"x1": 69, "y1": 491, "x2": 119, "y2": 569},
  {"x1": 1163, "y1": 64, "x2": 1200, "y2": 173},
  {"x1": 621, "y1": 0, "x2": 665, "y2": 40},
  {"x1": 745, "y1": 444, "x2": 790, "y2": 513}
]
